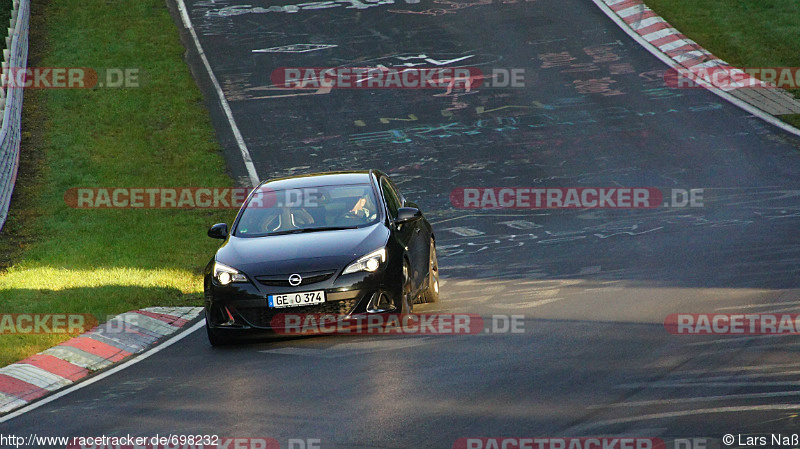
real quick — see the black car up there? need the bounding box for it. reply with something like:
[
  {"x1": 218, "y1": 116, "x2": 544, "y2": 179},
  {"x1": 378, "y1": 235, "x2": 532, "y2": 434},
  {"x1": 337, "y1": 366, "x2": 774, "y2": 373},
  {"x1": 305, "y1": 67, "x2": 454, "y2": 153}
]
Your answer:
[{"x1": 203, "y1": 170, "x2": 439, "y2": 345}]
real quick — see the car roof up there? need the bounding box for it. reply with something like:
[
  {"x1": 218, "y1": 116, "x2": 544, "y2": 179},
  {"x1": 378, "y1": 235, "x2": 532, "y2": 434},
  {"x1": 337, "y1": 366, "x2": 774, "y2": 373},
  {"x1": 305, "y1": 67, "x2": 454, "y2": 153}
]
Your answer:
[{"x1": 257, "y1": 170, "x2": 381, "y2": 191}]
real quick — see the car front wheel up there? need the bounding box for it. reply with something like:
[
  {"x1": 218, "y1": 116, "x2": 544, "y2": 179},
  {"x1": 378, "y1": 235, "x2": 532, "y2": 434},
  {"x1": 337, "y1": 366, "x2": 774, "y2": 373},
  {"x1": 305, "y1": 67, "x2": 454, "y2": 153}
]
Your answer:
[{"x1": 420, "y1": 239, "x2": 439, "y2": 304}]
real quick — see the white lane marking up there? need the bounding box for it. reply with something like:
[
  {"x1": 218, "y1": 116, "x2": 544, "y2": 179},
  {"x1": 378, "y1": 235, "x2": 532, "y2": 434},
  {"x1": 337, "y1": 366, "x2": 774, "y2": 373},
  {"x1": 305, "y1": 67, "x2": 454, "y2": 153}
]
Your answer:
[
  {"x1": 175, "y1": 0, "x2": 191, "y2": 27},
  {"x1": 0, "y1": 320, "x2": 204, "y2": 423},
  {"x1": 174, "y1": 0, "x2": 259, "y2": 187},
  {"x1": 591, "y1": 0, "x2": 800, "y2": 138}
]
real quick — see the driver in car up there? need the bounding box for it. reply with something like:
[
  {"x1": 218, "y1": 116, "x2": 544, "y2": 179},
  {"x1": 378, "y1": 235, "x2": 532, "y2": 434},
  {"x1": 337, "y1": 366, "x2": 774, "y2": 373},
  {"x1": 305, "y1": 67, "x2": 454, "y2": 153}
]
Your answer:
[{"x1": 350, "y1": 197, "x2": 368, "y2": 217}]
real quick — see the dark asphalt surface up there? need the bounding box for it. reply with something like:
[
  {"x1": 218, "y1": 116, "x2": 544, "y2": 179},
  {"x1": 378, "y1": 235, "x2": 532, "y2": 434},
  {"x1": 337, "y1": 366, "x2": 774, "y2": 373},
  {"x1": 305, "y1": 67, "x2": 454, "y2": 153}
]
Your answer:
[{"x1": 4, "y1": 0, "x2": 800, "y2": 446}]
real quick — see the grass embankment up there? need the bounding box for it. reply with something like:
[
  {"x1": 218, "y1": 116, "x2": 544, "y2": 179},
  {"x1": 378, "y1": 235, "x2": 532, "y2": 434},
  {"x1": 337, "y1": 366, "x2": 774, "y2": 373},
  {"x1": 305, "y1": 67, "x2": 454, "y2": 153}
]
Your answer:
[
  {"x1": 0, "y1": 0, "x2": 234, "y2": 366},
  {"x1": 644, "y1": 0, "x2": 800, "y2": 128},
  {"x1": 0, "y1": 1, "x2": 11, "y2": 29}
]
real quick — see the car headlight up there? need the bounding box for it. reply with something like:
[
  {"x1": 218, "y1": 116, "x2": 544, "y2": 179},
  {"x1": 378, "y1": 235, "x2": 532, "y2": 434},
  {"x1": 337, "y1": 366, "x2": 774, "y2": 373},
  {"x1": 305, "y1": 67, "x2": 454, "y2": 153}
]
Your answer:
[
  {"x1": 342, "y1": 248, "x2": 386, "y2": 275},
  {"x1": 213, "y1": 261, "x2": 248, "y2": 285}
]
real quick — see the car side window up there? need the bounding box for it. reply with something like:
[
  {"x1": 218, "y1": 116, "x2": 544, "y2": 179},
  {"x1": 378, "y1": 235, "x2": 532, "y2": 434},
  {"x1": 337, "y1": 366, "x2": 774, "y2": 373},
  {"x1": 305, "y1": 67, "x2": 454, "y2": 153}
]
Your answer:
[
  {"x1": 380, "y1": 178, "x2": 401, "y2": 219},
  {"x1": 386, "y1": 178, "x2": 405, "y2": 204}
]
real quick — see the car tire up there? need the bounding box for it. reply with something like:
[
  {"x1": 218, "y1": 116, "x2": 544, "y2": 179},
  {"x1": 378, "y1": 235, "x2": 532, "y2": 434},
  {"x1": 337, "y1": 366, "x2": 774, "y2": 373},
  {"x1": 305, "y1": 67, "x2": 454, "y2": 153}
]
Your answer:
[
  {"x1": 206, "y1": 319, "x2": 234, "y2": 346},
  {"x1": 420, "y1": 239, "x2": 440, "y2": 304}
]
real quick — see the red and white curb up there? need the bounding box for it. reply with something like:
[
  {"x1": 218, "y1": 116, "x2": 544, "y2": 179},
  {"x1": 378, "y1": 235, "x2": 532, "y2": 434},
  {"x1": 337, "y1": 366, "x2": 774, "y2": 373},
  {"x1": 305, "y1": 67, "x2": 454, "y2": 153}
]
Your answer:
[
  {"x1": 594, "y1": 0, "x2": 800, "y2": 137},
  {"x1": 0, "y1": 306, "x2": 202, "y2": 415},
  {"x1": 602, "y1": 0, "x2": 764, "y2": 90}
]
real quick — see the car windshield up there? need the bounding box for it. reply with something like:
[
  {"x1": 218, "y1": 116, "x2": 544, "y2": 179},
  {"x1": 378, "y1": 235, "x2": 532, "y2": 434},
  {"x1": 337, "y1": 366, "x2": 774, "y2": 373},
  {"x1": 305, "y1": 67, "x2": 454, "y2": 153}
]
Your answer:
[{"x1": 234, "y1": 183, "x2": 380, "y2": 237}]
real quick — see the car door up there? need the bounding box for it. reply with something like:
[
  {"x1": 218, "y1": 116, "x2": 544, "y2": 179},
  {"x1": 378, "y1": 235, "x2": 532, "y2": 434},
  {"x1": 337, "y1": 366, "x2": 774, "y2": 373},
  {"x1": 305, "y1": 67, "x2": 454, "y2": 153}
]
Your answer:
[{"x1": 381, "y1": 177, "x2": 427, "y2": 291}]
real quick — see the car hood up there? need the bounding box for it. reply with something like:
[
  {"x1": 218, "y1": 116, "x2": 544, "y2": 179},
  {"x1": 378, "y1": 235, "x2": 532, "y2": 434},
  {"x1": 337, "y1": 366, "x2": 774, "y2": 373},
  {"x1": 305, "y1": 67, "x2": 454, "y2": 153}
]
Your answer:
[{"x1": 215, "y1": 224, "x2": 389, "y2": 275}]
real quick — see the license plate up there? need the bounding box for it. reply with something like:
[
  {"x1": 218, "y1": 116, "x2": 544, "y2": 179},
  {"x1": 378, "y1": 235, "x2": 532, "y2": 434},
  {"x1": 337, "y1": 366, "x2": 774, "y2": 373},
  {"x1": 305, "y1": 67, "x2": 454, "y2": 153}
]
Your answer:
[{"x1": 268, "y1": 290, "x2": 326, "y2": 308}]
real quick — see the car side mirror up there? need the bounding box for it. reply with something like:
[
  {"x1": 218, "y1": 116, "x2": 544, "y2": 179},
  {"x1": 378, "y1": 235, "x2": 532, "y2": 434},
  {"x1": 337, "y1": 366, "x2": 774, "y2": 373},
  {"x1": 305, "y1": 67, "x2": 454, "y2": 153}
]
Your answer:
[
  {"x1": 208, "y1": 223, "x2": 228, "y2": 239},
  {"x1": 394, "y1": 207, "x2": 422, "y2": 225}
]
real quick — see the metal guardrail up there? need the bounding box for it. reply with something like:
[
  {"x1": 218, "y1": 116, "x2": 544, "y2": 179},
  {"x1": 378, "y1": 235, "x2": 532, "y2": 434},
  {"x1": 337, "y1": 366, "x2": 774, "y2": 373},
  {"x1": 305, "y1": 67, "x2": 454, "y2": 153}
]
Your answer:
[{"x1": 0, "y1": 0, "x2": 29, "y2": 232}]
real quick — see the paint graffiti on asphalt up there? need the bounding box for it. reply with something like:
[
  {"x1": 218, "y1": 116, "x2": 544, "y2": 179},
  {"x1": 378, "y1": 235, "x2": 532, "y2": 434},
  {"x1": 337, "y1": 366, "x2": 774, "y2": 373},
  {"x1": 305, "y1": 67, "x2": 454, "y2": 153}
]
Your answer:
[
  {"x1": 348, "y1": 103, "x2": 723, "y2": 146},
  {"x1": 389, "y1": 0, "x2": 535, "y2": 16},
  {"x1": 253, "y1": 44, "x2": 338, "y2": 53},
  {"x1": 571, "y1": 77, "x2": 625, "y2": 96},
  {"x1": 206, "y1": 0, "x2": 428, "y2": 17}
]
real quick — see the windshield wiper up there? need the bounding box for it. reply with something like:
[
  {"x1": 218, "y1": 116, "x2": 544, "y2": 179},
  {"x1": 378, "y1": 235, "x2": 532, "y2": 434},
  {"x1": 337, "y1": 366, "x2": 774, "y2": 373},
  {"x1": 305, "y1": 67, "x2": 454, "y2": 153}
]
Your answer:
[{"x1": 267, "y1": 226, "x2": 359, "y2": 236}]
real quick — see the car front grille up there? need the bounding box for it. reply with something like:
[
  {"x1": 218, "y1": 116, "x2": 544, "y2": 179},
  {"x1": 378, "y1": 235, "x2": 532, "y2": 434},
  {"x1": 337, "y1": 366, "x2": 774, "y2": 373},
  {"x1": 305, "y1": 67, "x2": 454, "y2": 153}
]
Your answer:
[
  {"x1": 255, "y1": 270, "x2": 336, "y2": 287},
  {"x1": 236, "y1": 298, "x2": 359, "y2": 328}
]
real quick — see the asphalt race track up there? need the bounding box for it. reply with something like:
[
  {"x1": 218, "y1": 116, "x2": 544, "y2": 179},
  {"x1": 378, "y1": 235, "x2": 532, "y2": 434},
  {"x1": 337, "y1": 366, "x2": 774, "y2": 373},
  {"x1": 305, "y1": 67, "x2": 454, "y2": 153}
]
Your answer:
[{"x1": 3, "y1": 0, "x2": 800, "y2": 446}]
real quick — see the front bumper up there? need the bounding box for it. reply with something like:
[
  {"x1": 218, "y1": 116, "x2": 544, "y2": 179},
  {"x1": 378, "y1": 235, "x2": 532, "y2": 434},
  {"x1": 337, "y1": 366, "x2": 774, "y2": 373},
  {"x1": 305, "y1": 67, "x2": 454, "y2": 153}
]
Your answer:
[{"x1": 205, "y1": 269, "x2": 397, "y2": 331}]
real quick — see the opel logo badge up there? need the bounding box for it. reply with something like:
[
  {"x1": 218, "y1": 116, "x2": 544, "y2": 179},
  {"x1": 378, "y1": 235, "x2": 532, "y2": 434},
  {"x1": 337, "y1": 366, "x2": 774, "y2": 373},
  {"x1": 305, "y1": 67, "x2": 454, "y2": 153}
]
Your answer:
[{"x1": 288, "y1": 273, "x2": 302, "y2": 286}]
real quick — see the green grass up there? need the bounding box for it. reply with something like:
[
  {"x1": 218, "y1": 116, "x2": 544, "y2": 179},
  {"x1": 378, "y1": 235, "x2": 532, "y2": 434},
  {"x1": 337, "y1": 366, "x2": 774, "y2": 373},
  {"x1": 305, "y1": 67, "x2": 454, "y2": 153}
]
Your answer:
[
  {"x1": 0, "y1": 1, "x2": 10, "y2": 29},
  {"x1": 0, "y1": 0, "x2": 235, "y2": 366},
  {"x1": 644, "y1": 0, "x2": 800, "y2": 128}
]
